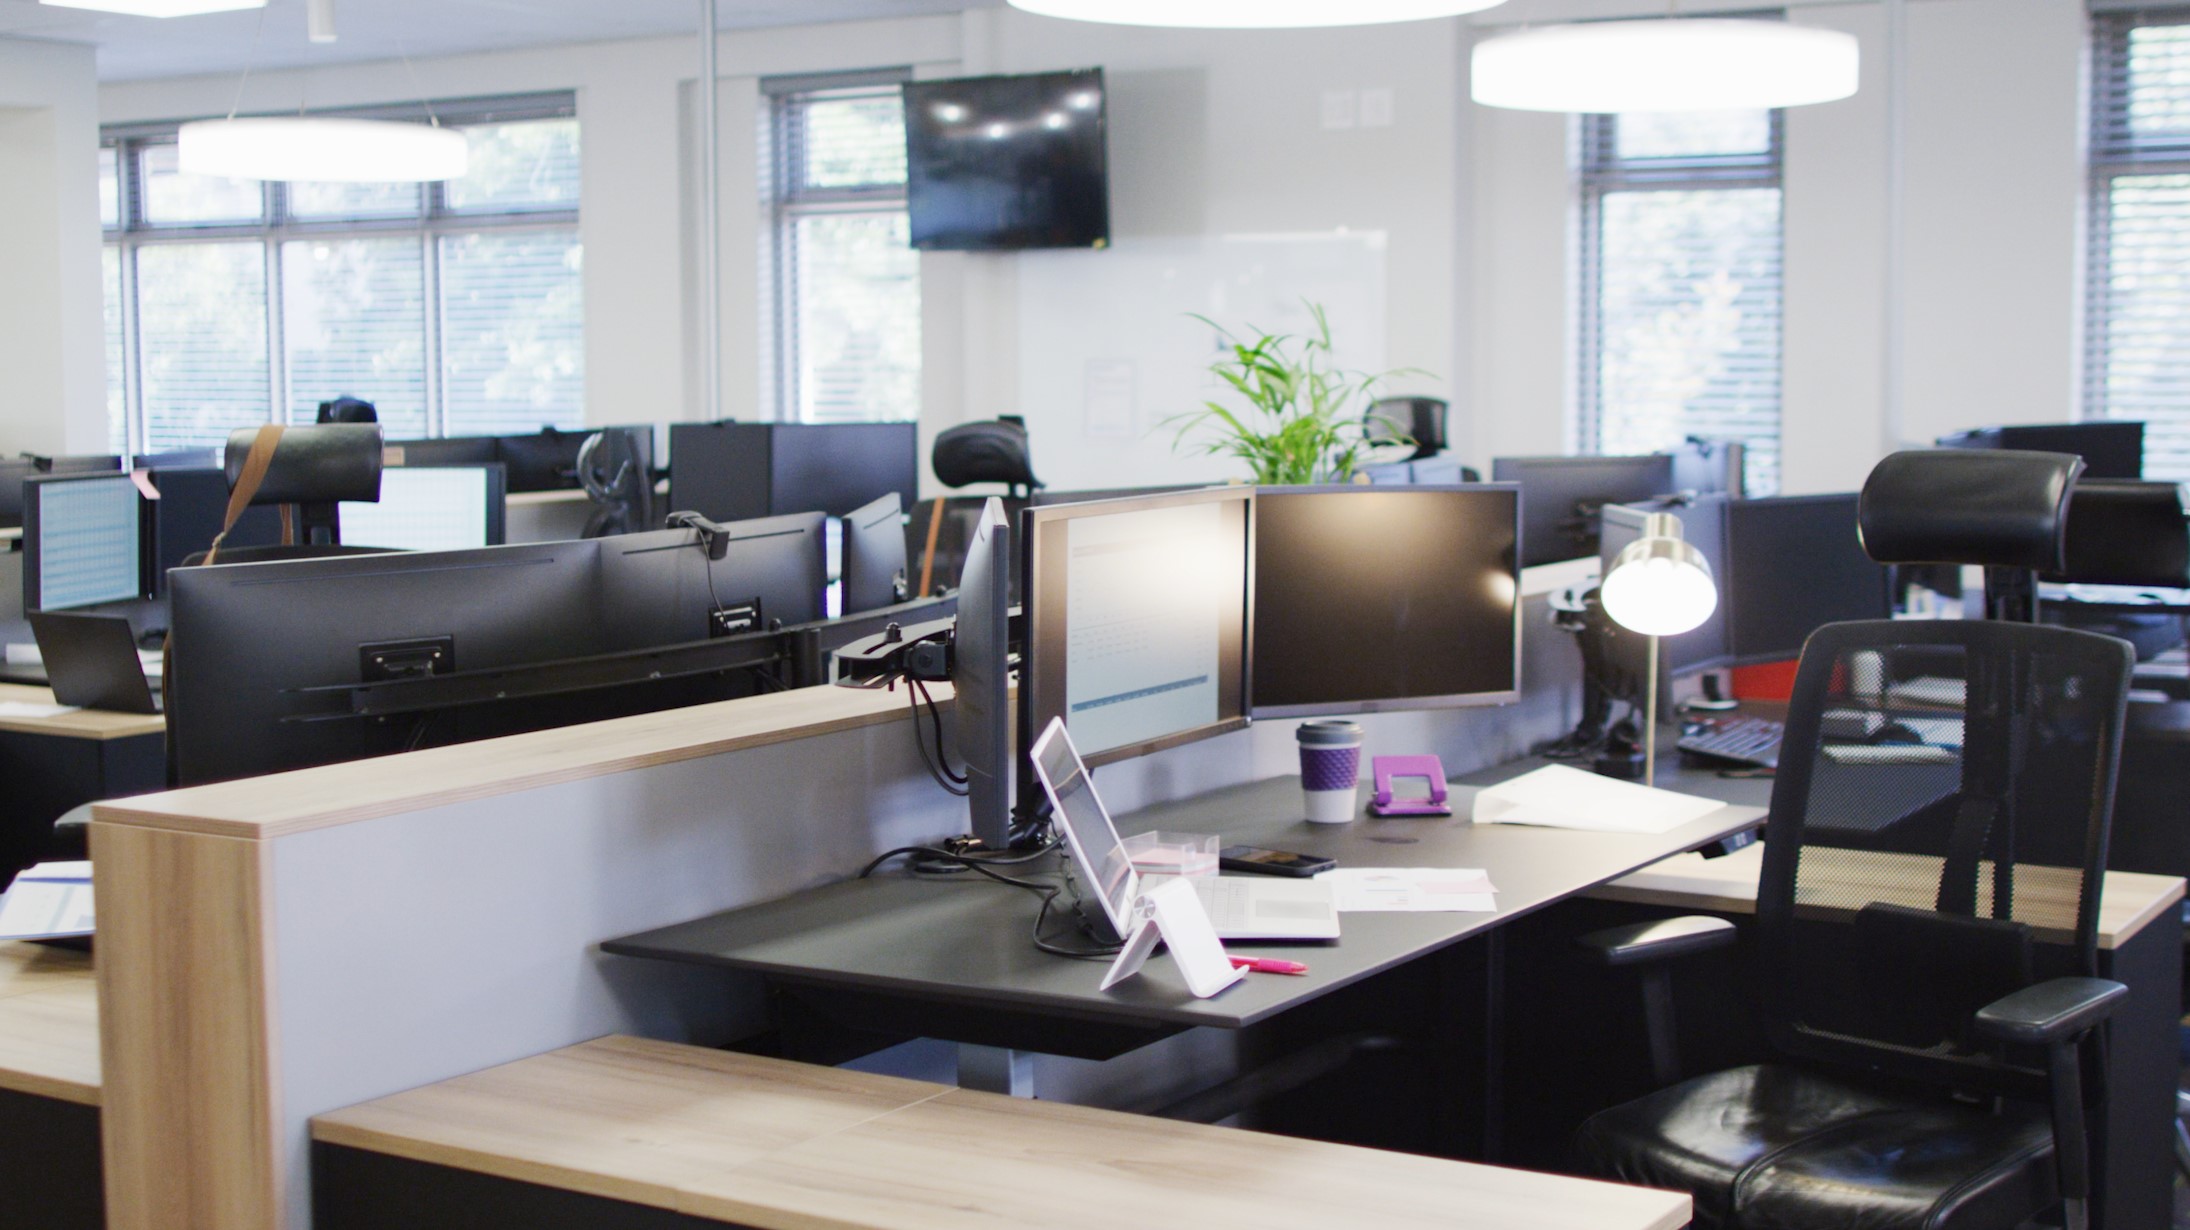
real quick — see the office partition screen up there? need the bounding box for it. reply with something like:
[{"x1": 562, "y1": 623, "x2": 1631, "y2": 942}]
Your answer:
[
  {"x1": 1020, "y1": 486, "x2": 1251, "y2": 780},
  {"x1": 24, "y1": 474, "x2": 144, "y2": 611},
  {"x1": 338, "y1": 465, "x2": 507, "y2": 553},
  {"x1": 1251, "y1": 485, "x2": 1522, "y2": 717},
  {"x1": 1725, "y1": 493, "x2": 1892, "y2": 664}
]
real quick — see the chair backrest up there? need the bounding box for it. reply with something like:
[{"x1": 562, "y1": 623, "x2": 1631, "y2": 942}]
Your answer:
[
  {"x1": 1365, "y1": 397, "x2": 1448, "y2": 461},
  {"x1": 933, "y1": 420, "x2": 1040, "y2": 495},
  {"x1": 1758, "y1": 618, "x2": 2132, "y2": 1100},
  {"x1": 577, "y1": 428, "x2": 657, "y2": 537}
]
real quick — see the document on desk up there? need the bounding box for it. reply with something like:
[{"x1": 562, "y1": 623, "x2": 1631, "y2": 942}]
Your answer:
[
  {"x1": 1314, "y1": 868, "x2": 1498, "y2": 912},
  {"x1": 0, "y1": 862, "x2": 95, "y2": 940},
  {"x1": 0, "y1": 701, "x2": 79, "y2": 719},
  {"x1": 1474, "y1": 765, "x2": 1722, "y2": 834}
]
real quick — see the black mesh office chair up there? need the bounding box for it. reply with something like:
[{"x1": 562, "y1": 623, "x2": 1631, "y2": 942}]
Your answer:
[
  {"x1": 1576, "y1": 618, "x2": 2134, "y2": 1230},
  {"x1": 576, "y1": 427, "x2": 657, "y2": 537},
  {"x1": 911, "y1": 419, "x2": 1041, "y2": 597}
]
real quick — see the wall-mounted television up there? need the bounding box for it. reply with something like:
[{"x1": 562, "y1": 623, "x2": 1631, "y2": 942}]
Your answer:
[{"x1": 902, "y1": 68, "x2": 1110, "y2": 252}]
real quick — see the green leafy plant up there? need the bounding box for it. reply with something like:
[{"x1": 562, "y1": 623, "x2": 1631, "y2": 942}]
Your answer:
[{"x1": 1165, "y1": 303, "x2": 1420, "y2": 485}]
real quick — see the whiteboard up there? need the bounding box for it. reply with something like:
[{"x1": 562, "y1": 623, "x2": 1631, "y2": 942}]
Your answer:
[{"x1": 1014, "y1": 232, "x2": 1389, "y2": 492}]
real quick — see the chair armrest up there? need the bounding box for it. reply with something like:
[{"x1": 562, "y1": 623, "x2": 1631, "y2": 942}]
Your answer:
[
  {"x1": 1971, "y1": 977, "x2": 2128, "y2": 1046},
  {"x1": 1575, "y1": 916, "x2": 1737, "y2": 967}
]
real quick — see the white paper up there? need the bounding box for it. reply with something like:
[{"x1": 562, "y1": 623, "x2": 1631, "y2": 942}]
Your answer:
[
  {"x1": 1315, "y1": 867, "x2": 1498, "y2": 913},
  {"x1": 0, "y1": 702, "x2": 78, "y2": 719},
  {"x1": 1473, "y1": 764, "x2": 1722, "y2": 834},
  {"x1": 0, "y1": 880, "x2": 95, "y2": 940},
  {"x1": 16, "y1": 862, "x2": 90, "y2": 882}
]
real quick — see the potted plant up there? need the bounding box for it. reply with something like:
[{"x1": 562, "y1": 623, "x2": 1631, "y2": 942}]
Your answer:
[{"x1": 1166, "y1": 303, "x2": 1420, "y2": 485}]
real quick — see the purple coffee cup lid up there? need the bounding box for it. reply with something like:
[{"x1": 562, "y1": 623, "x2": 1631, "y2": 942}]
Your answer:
[{"x1": 1297, "y1": 720, "x2": 1363, "y2": 748}]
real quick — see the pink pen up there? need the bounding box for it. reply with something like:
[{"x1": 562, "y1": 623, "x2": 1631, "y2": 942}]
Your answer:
[{"x1": 1229, "y1": 956, "x2": 1309, "y2": 975}]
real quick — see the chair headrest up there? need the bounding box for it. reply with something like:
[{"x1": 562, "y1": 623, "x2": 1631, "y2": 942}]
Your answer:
[
  {"x1": 316, "y1": 396, "x2": 378, "y2": 424},
  {"x1": 2050, "y1": 479, "x2": 2190, "y2": 587},
  {"x1": 1858, "y1": 449, "x2": 2082, "y2": 571},
  {"x1": 224, "y1": 424, "x2": 384, "y2": 505},
  {"x1": 933, "y1": 420, "x2": 1040, "y2": 490},
  {"x1": 1365, "y1": 397, "x2": 1448, "y2": 460}
]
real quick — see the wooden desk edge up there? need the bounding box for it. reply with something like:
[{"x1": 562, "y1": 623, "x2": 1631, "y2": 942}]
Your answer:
[
  {"x1": 93, "y1": 682, "x2": 945, "y2": 841},
  {"x1": 0, "y1": 683, "x2": 166, "y2": 740}
]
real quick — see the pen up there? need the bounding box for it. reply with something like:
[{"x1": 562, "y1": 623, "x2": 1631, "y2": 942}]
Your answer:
[{"x1": 1229, "y1": 956, "x2": 1309, "y2": 975}]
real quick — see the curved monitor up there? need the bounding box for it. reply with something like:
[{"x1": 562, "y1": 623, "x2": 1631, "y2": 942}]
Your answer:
[{"x1": 952, "y1": 498, "x2": 1011, "y2": 849}]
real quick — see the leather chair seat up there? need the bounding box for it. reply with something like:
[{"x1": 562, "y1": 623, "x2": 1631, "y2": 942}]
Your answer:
[{"x1": 1576, "y1": 1064, "x2": 2055, "y2": 1230}]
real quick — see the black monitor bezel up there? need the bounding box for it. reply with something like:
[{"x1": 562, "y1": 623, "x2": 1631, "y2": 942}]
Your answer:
[
  {"x1": 1490, "y1": 453, "x2": 1678, "y2": 569},
  {"x1": 1017, "y1": 485, "x2": 1254, "y2": 799},
  {"x1": 1722, "y1": 492, "x2": 1892, "y2": 666}
]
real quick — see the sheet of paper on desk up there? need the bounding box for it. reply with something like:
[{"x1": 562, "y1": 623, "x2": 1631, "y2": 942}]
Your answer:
[
  {"x1": 0, "y1": 865, "x2": 95, "y2": 940},
  {"x1": 1473, "y1": 764, "x2": 1721, "y2": 834},
  {"x1": 0, "y1": 701, "x2": 78, "y2": 719},
  {"x1": 1315, "y1": 868, "x2": 1498, "y2": 912}
]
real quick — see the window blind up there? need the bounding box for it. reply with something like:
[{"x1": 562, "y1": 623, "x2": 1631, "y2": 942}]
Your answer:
[
  {"x1": 2088, "y1": 12, "x2": 2190, "y2": 478},
  {"x1": 1579, "y1": 109, "x2": 1784, "y2": 495},
  {"x1": 439, "y1": 229, "x2": 585, "y2": 436},
  {"x1": 135, "y1": 241, "x2": 271, "y2": 451},
  {"x1": 767, "y1": 76, "x2": 921, "y2": 425}
]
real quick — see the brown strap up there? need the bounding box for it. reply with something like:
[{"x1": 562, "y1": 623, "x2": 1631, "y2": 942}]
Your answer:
[
  {"x1": 917, "y1": 498, "x2": 946, "y2": 599},
  {"x1": 204, "y1": 424, "x2": 285, "y2": 565}
]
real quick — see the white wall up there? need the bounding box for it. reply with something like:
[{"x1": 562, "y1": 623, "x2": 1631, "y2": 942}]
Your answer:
[
  {"x1": 90, "y1": 0, "x2": 2098, "y2": 496},
  {"x1": 0, "y1": 38, "x2": 106, "y2": 456}
]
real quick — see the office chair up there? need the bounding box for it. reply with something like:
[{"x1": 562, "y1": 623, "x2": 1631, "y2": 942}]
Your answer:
[
  {"x1": 577, "y1": 428, "x2": 657, "y2": 537},
  {"x1": 316, "y1": 395, "x2": 378, "y2": 425},
  {"x1": 1576, "y1": 617, "x2": 2134, "y2": 1230},
  {"x1": 1364, "y1": 396, "x2": 1447, "y2": 461},
  {"x1": 183, "y1": 423, "x2": 387, "y2": 565},
  {"x1": 912, "y1": 419, "x2": 1042, "y2": 597}
]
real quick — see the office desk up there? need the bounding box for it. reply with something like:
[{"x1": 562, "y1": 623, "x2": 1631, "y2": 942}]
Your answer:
[
  {"x1": 606, "y1": 769, "x2": 1764, "y2": 1095},
  {"x1": 0, "y1": 683, "x2": 163, "y2": 882},
  {"x1": 0, "y1": 941, "x2": 102, "y2": 1230}
]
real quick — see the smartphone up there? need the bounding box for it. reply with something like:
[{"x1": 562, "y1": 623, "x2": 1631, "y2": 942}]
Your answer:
[{"x1": 1219, "y1": 845, "x2": 1336, "y2": 878}]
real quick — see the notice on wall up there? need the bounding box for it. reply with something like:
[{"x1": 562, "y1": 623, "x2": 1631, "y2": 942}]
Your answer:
[{"x1": 1084, "y1": 359, "x2": 1137, "y2": 438}]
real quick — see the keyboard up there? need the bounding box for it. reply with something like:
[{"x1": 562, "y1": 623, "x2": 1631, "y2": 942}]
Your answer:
[{"x1": 1677, "y1": 714, "x2": 1784, "y2": 769}]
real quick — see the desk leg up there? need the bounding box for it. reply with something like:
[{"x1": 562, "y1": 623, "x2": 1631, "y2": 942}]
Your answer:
[{"x1": 957, "y1": 1045, "x2": 1035, "y2": 1097}]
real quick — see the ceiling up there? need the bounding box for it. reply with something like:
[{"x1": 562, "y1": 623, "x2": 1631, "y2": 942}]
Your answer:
[{"x1": 0, "y1": 0, "x2": 995, "y2": 81}]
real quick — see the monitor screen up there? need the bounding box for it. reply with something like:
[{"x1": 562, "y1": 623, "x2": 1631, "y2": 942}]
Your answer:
[
  {"x1": 1725, "y1": 493, "x2": 1892, "y2": 664},
  {"x1": 25, "y1": 474, "x2": 144, "y2": 612},
  {"x1": 338, "y1": 465, "x2": 507, "y2": 553},
  {"x1": 840, "y1": 492, "x2": 908, "y2": 616},
  {"x1": 1599, "y1": 495, "x2": 1734, "y2": 678},
  {"x1": 1251, "y1": 485, "x2": 1522, "y2": 717},
  {"x1": 903, "y1": 69, "x2": 1110, "y2": 252},
  {"x1": 1020, "y1": 487, "x2": 1251, "y2": 778},
  {"x1": 1490, "y1": 454, "x2": 1677, "y2": 568},
  {"x1": 1937, "y1": 421, "x2": 2144, "y2": 480}
]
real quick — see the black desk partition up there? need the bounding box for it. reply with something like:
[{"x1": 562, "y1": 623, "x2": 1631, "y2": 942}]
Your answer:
[{"x1": 669, "y1": 421, "x2": 918, "y2": 521}]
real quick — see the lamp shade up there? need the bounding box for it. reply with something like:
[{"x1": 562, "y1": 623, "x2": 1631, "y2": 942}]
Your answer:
[
  {"x1": 1471, "y1": 19, "x2": 1859, "y2": 113},
  {"x1": 178, "y1": 118, "x2": 469, "y2": 183},
  {"x1": 1601, "y1": 513, "x2": 1718, "y2": 637},
  {"x1": 1007, "y1": 0, "x2": 1505, "y2": 28}
]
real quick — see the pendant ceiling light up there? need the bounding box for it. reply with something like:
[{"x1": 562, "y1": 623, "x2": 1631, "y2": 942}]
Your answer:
[
  {"x1": 178, "y1": 117, "x2": 468, "y2": 182},
  {"x1": 1006, "y1": 0, "x2": 1506, "y2": 29},
  {"x1": 40, "y1": 0, "x2": 263, "y2": 15},
  {"x1": 1472, "y1": 19, "x2": 1859, "y2": 113}
]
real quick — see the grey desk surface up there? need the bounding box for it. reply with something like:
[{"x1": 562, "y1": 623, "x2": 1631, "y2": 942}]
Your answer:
[{"x1": 604, "y1": 759, "x2": 1767, "y2": 1032}]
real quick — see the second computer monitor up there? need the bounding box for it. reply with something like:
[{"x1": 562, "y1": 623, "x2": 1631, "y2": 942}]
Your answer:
[
  {"x1": 23, "y1": 473, "x2": 145, "y2": 612},
  {"x1": 1491, "y1": 454, "x2": 1676, "y2": 568},
  {"x1": 1020, "y1": 486, "x2": 1253, "y2": 779},
  {"x1": 1252, "y1": 485, "x2": 1521, "y2": 717},
  {"x1": 338, "y1": 465, "x2": 508, "y2": 552},
  {"x1": 1724, "y1": 493, "x2": 1893, "y2": 664},
  {"x1": 840, "y1": 493, "x2": 908, "y2": 616},
  {"x1": 1937, "y1": 421, "x2": 2143, "y2": 480}
]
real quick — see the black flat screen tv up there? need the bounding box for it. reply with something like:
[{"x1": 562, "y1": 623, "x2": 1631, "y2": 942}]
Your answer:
[{"x1": 903, "y1": 69, "x2": 1109, "y2": 252}]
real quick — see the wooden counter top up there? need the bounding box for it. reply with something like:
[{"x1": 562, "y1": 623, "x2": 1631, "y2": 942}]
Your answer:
[
  {"x1": 0, "y1": 682, "x2": 165, "y2": 741},
  {"x1": 314, "y1": 1035, "x2": 1690, "y2": 1230},
  {"x1": 1591, "y1": 842, "x2": 2184, "y2": 949},
  {"x1": 94, "y1": 681, "x2": 940, "y2": 841},
  {"x1": 0, "y1": 942, "x2": 99, "y2": 1106}
]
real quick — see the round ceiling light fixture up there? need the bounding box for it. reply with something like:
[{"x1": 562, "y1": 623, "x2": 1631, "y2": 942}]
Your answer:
[
  {"x1": 1006, "y1": 0, "x2": 1506, "y2": 29},
  {"x1": 178, "y1": 117, "x2": 469, "y2": 183},
  {"x1": 1472, "y1": 19, "x2": 1859, "y2": 113}
]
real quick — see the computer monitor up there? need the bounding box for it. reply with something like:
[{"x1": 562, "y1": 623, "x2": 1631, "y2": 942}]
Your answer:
[
  {"x1": 1723, "y1": 493, "x2": 1893, "y2": 664},
  {"x1": 494, "y1": 429, "x2": 589, "y2": 492},
  {"x1": 1491, "y1": 454, "x2": 1677, "y2": 568},
  {"x1": 1250, "y1": 485, "x2": 1521, "y2": 717},
  {"x1": 1599, "y1": 495, "x2": 1734, "y2": 679},
  {"x1": 384, "y1": 436, "x2": 499, "y2": 469},
  {"x1": 148, "y1": 467, "x2": 284, "y2": 594},
  {"x1": 1936, "y1": 421, "x2": 2144, "y2": 480},
  {"x1": 338, "y1": 465, "x2": 508, "y2": 552},
  {"x1": 1668, "y1": 438, "x2": 1746, "y2": 497},
  {"x1": 0, "y1": 456, "x2": 121, "y2": 529},
  {"x1": 23, "y1": 473, "x2": 146, "y2": 612},
  {"x1": 1019, "y1": 486, "x2": 1252, "y2": 800},
  {"x1": 668, "y1": 422, "x2": 918, "y2": 522},
  {"x1": 602, "y1": 512, "x2": 829, "y2": 648},
  {"x1": 953, "y1": 498, "x2": 1011, "y2": 849},
  {"x1": 840, "y1": 493, "x2": 908, "y2": 616}
]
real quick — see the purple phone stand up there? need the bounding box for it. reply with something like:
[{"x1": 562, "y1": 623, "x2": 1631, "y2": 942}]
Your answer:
[{"x1": 1370, "y1": 755, "x2": 1452, "y2": 817}]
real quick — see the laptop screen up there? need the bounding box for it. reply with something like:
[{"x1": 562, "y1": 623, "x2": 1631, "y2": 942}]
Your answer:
[{"x1": 1031, "y1": 719, "x2": 1138, "y2": 932}]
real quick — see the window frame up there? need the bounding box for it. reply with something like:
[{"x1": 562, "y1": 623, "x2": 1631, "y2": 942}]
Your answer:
[
  {"x1": 1575, "y1": 107, "x2": 1787, "y2": 494},
  {"x1": 102, "y1": 92, "x2": 579, "y2": 452}
]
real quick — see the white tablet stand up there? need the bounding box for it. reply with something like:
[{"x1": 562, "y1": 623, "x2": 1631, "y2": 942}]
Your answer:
[{"x1": 1098, "y1": 877, "x2": 1243, "y2": 999}]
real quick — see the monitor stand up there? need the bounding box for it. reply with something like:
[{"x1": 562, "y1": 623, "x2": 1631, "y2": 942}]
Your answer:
[{"x1": 1099, "y1": 877, "x2": 1241, "y2": 999}]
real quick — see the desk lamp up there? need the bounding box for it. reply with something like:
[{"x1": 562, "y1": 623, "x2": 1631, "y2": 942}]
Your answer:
[{"x1": 1599, "y1": 512, "x2": 1718, "y2": 787}]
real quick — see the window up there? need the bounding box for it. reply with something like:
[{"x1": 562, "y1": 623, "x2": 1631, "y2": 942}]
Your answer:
[
  {"x1": 764, "y1": 73, "x2": 921, "y2": 424},
  {"x1": 1578, "y1": 108, "x2": 1784, "y2": 495},
  {"x1": 2088, "y1": 12, "x2": 2190, "y2": 478},
  {"x1": 101, "y1": 95, "x2": 582, "y2": 452}
]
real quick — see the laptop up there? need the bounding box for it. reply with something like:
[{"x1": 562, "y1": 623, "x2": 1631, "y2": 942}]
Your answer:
[
  {"x1": 1029, "y1": 717, "x2": 1340, "y2": 942},
  {"x1": 27, "y1": 611, "x2": 162, "y2": 714}
]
